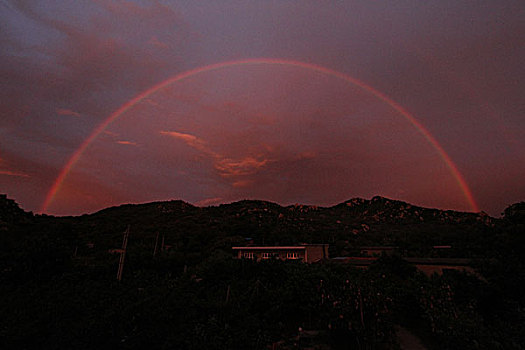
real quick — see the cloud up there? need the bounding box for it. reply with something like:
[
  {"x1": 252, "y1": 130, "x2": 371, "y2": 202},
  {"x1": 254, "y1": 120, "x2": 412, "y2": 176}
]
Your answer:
[
  {"x1": 2, "y1": 0, "x2": 521, "y2": 216},
  {"x1": 56, "y1": 108, "x2": 81, "y2": 117},
  {"x1": 0, "y1": 148, "x2": 59, "y2": 209},
  {"x1": 149, "y1": 36, "x2": 169, "y2": 49},
  {"x1": 161, "y1": 129, "x2": 271, "y2": 183},
  {"x1": 232, "y1": 180, "x2": 253, "y2": 188},
  {"x1": 296, "y1": 151, "x2": 317, "y2": 160},
  {"x1": 160, "y1": 130, "x2": 209, "y2": 153},
  {"x1": 116, "y1": 140, "x2": 137, "y2": 146},
  {"x1": 194, "y1": 197, "x2": 222, "y2": 207},
  {"x1": 0, "y1": 0, "x2": 188, "y2": 110},
  {"x1": 0, "y1": 169, "x2": 30, "y2": 178},
  {"x1": 1, "y1": 0, "x2": 190, "y2": 136},
  {"x1": 214, "y1": 157, "x2": 269, "y2": 177},
  {"x1": 0, "y1": 0, "x2": 196, "y2": 215},
  {"x1": 0, "y1": 154, "x2": 30, "y2": 178}
]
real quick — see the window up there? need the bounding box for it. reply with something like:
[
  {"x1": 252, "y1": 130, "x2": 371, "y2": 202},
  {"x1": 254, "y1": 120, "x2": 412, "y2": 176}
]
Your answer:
[
  {"x1": 287, "y1": 252, "x2": 299, "y2": 259},
  {"x1": 243, "y1": 252, "x2": 254, "y2": 259},
  {"x1": 261, "y1": 252, "x2": 279, "y2": 259}
]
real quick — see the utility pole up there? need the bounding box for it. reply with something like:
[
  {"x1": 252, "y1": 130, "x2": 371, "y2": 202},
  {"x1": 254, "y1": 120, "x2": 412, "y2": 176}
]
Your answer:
[
  {"x1": 116, "y1": 226, "x2": 130, "y2": 282},
  {"x1": 153, "y1": 232, "x2": 160, "y2": 257},
  {"x1": 225, "y1": 284, "x2": 231, "y2": 304}
]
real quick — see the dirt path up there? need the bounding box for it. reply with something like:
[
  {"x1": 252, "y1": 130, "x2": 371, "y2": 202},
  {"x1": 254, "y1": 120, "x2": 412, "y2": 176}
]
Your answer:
[{"x1": 395, "y1": 325, "x2": 428, "y2": 350}]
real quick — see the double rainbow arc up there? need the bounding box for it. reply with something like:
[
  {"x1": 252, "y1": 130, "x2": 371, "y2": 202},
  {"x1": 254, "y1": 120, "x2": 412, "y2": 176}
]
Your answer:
[{"x1": 42, "y1": 58, "x2": 479, "y2": 213}]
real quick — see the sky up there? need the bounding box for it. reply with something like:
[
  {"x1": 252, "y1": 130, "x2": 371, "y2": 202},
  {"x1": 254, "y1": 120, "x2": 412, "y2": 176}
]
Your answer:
[{"x1": 1, "y1": 0, "x2": 524, "y2": 216}]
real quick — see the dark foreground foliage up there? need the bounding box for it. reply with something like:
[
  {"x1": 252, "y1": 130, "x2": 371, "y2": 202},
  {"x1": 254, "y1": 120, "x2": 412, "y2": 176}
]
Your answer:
[{"x1": 0, "y1": 195, "x2": 524, "y2": 349}]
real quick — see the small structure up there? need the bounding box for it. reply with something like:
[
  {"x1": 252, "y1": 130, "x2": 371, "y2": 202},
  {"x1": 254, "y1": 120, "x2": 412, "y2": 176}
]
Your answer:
[
  {"x1": 232, "y1": 244, "x2": 329, "y2": 263},
  {"x1": 331, "y1": 256, "x2": 377, "y2": 269},
  {"x1": 404, "y1": 258, "x2": 474, "y2": 276},
  {"x1": 432, "y1": 245, "x2": 452, "y2": 249},
  {"x1": 360, "y1": 246, "x2": 398, "y2": 256},
  {"x1": 333, "y1": 256, "x2": 474, "y2": 276}
]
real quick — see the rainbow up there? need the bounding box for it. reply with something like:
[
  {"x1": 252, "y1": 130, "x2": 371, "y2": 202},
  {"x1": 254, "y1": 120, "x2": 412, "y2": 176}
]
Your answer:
[{"x1": 42, "y1": 58, "x2": 479, "y2": 213}]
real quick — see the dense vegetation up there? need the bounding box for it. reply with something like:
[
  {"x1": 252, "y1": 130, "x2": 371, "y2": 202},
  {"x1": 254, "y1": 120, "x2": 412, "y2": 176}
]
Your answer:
[{"x1": 0, "y1": 194, "x2": 524, "y2": 349}]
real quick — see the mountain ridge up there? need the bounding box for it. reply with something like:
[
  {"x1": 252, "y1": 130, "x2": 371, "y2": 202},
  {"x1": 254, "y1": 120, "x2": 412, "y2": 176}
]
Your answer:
[
  {"x1": 0, "y1": 193, "x2": 501, "y2": 258},
  {"x1": 23, "y1": 195, "x2": 492, "y2": 220}
]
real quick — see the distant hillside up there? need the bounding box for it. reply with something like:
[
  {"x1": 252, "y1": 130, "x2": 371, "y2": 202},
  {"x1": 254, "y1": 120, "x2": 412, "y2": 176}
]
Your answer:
[
  {"x1": 1, "y1": 192, "x2": 521, "y2": 265},
  {"x1": 0, "y1": 194, "x2": 32, "y2": 228},
  {"x1": 0, "y1": 194, "x2": 506, "y2": 259}
]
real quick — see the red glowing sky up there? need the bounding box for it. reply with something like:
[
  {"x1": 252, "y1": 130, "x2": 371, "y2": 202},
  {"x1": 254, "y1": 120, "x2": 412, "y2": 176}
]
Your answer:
[{"x1": 1, "y1": 1, "x2": 524, "y2": 216}]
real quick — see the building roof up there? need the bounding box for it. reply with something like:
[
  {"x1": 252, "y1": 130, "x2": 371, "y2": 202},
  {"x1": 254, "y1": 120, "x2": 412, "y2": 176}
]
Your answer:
[
  {"x1": 332, "y1": 257, "x2": 472, "y2": 266},
  {"x1": 360, "y1": 246, "x2": 398, "y2": 250},
  {"x1": 232, "y1": 246, "x2": 306, "y2": 250},
  {"x1": 404, "y1": 258, "x2": 471, "y2": 265},
  {"x1": 332, "y1": 257, "x2": 377, "y2": 265}
]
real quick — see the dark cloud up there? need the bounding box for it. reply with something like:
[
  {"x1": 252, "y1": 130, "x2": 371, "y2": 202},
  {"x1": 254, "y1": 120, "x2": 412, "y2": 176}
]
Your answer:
[{"x1": 1, "y1": 0, "x2": 524, "y2": 215}]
